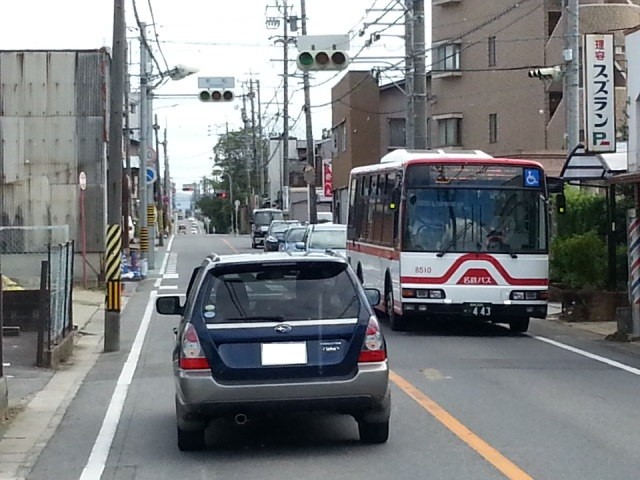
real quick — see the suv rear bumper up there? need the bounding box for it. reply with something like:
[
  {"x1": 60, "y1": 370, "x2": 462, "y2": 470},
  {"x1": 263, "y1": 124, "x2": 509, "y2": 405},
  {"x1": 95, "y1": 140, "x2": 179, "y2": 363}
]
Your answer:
[{"x1": 175, "y1": 361, "x2": 389, "y2": 421}]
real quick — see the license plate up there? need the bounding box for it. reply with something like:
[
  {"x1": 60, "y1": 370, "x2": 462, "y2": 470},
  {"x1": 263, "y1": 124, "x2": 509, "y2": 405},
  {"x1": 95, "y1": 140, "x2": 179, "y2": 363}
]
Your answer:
[
  {"x1": 261, "y1": 342, "x2": 307, "y2": 366},
  {"x1": 464, "y1": 303, "x2": 492, "y2": 317}
]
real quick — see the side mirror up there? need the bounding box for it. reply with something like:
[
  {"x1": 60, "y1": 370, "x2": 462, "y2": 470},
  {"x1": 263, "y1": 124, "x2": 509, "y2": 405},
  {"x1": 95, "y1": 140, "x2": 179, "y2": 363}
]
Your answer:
[
  {"x1": 363, "y1": 288, "x2": 381, "y2": 307},
  {"x1": 156, "y1": 296, "x2": 184, "y2": 315},
  {"x1": 556, "y1": 193, "x2": 566, "y2": 214},
  {"x1": 295, "y1": 241, "x2": 306, "y2": 250}
]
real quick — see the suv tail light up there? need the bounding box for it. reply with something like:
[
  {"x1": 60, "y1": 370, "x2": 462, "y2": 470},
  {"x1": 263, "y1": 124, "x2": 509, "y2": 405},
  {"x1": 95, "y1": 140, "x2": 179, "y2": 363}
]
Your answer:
[
  {"x1": 179, "y1": 323, "x2": 210, "y2": 370},
  {"x1": 358, "y1": 315, "x2": 387, "y2": 363}
]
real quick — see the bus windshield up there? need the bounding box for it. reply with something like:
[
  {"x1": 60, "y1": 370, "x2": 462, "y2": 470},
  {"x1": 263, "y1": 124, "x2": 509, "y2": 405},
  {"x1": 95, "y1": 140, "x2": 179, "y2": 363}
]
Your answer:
[{"x1": 403, "y1": 187, "x2": 548, "y2": 254}]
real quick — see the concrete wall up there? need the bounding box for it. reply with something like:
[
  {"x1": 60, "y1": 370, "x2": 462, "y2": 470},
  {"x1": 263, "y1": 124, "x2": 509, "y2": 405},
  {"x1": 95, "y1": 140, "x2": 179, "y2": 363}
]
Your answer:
[{"x1": 626, "y1": 28, "x2": 640, "y2": 173}]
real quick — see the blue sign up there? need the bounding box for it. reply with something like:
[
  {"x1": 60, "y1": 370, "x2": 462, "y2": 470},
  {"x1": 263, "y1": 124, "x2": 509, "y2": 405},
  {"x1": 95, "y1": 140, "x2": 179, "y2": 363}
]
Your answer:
[
  {"x1": 146, "y1": 167, "x2": 156, "y2": 183},
  {"x1": 523, "y1": 168, "x2": 541, "y2": 188}
]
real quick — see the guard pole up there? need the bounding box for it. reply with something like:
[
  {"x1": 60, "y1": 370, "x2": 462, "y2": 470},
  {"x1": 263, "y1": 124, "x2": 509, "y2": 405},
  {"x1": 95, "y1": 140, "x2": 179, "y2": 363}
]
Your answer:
[{"x1": 105, "y1": 225, "x2": 122, "y2": 351}]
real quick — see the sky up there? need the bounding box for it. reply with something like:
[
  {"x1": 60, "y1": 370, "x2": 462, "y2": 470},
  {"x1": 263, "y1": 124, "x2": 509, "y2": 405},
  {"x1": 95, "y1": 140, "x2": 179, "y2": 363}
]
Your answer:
[{"x1": 0, "y1": 0, "x2": 430, "y2": 189}]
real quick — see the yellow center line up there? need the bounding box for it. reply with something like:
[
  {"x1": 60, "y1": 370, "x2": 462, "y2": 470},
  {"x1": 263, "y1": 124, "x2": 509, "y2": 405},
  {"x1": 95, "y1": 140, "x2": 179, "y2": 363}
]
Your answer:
[
  {"x1": 390, "y1": 370, "x2": 534, "y2": 480},
  {"x1": 221, "y1": 237, "x2": 239, "y2": 253}
]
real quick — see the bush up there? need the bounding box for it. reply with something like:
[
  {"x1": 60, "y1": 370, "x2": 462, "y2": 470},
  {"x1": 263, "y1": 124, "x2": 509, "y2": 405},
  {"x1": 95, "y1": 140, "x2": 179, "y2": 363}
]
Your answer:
[{"x1": 550, "y1": 232, "x2": 607, "y2": 289}]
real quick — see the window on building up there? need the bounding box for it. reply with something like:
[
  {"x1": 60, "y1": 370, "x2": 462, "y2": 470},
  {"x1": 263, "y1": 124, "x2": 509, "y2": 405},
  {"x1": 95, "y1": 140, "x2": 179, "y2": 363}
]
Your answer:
[
  {"x1": 548, "y1": 11, "x2": 561, "y2": 38},
  {"x1": 388, "y1": 118, "x2": 406, "y2": 148},
  {"x1": 489, "y1": 113, "x2": 497, "y2": 144},
  {"x1": 340, "y1": 123, "x2": 347, "y2": 152},
  {"x1": 437, "y1": 117, "x2": 462, "y2": 146},
  {"x1": 488, "y1": 36, "x2": 496, "y2": 67},
  {"x1": 436, "y1": 43, "x2": 461, "y2": 71}
]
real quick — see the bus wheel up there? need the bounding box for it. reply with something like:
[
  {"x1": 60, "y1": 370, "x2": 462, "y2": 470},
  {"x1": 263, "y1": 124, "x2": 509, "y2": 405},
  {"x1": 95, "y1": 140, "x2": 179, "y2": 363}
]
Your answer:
[
  {"x1": 509, "y1": 316, "x2": 530, "y2": 333},
  {"x1": 385, "y1": 284, "x2": 406, "y2": 331}
]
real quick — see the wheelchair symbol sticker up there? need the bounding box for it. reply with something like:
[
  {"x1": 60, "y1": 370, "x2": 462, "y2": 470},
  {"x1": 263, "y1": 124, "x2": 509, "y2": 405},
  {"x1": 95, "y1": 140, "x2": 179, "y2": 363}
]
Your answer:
[{"x1": 523, "y1": 168, "x2": 541, "y2": 187}]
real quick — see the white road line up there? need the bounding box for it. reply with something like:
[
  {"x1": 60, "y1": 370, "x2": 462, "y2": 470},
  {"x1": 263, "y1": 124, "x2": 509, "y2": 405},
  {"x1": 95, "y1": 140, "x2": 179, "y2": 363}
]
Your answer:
[
  {"x1": 154, "y1": 278, "x2": 162, "y2": 288},
  {"x1": 79, "y1": 290, "x2": 158, "y2": 480},
  {"x1": 159, "y1": 285, "x2": 179, "y2": 290},
  {"x1": 534, "y1": 336, "x2": 640, "y2": 375},
  {"x1": 163, "y1": 273, "x2": 179, "y2": 279},
  {"x1": 167, "y1": 234, "x2": 175, "y2": 251}
]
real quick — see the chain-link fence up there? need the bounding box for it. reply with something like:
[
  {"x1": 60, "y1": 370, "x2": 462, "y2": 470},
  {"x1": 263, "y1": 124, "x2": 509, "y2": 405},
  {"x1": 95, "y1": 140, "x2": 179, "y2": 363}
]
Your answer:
[
  {"x1": 0, "y1": 226, "x2": 69, "y2": 289},
  {"x1": 46, "y1": 241, "x2": 74, "y2": 349}
]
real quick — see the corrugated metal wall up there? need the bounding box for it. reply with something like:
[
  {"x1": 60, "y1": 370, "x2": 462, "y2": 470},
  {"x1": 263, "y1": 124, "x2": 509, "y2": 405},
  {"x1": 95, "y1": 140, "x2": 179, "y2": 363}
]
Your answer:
[{"x1": 0, "y1": 50, "x2": 109, "y2": 253}]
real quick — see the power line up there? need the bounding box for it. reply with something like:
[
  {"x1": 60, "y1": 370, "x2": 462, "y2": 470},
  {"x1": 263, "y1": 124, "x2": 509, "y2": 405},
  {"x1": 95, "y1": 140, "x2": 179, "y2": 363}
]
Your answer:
[{"x1": 146, "y1": 0, "x2": 170, "y2": 73}]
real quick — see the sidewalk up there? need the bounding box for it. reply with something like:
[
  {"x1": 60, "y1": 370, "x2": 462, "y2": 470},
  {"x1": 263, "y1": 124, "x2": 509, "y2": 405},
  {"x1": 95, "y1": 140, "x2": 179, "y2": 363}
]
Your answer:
[
  {"x1": 545, "y1": 301, "x2": 622, "y2": 339},
  {"x1": 0, "y1": 282, "x2": 138, "y2": 480}
]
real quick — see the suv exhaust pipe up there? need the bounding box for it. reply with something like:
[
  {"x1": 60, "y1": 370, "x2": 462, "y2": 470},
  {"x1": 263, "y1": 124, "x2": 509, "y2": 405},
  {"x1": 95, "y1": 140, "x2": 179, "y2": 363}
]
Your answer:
[{"x1": 234, "y1": 413, "x2": 249, "y2": 425}]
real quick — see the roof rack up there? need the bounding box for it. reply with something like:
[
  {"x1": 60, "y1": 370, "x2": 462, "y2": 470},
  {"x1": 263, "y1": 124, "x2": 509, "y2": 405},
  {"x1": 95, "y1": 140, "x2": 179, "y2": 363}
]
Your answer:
[{"x1": 206, "y1": 253, "x2": 221, "y2": 262}]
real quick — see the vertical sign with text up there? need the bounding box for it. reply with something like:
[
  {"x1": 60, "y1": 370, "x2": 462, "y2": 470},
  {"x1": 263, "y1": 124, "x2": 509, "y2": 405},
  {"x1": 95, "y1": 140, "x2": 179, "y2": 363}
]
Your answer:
[
  {"x1": 583, "y1": 33, "x2": 616, "y2": 153},
  {"x1": 322, "y1": 159, "x2": 333, "y2": 198}
]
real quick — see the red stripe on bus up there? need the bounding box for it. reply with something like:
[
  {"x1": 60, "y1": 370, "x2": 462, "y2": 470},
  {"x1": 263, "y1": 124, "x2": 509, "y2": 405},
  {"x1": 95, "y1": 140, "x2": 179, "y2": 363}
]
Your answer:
[
  {"x1": 401, "y1": 253, "x2": 548, "y2": 286},
  {"x1": 348, "y1": 242, "x2": 400, "y2": 260}
]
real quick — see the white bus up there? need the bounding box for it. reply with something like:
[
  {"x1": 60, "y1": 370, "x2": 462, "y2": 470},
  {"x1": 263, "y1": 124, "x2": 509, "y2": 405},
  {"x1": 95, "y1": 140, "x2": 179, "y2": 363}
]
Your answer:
[{"x1": 346, "y1": 149, "x2": 549, "y2": 332}]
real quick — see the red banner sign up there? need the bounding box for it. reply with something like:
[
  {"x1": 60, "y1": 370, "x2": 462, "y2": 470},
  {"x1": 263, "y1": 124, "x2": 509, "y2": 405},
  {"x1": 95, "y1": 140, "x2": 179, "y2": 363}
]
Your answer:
[{"x1": 323, "y1": 160, "x2": 333, "y2": 198}]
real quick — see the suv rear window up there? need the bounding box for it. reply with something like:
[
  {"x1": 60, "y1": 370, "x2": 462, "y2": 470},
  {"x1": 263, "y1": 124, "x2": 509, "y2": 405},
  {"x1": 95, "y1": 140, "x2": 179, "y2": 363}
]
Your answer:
[
  {"x1": 254, "y1": 211, "x2": 284, "y2": 226},
  {"x1": 199, "y1": 262, "x2": 360, "y2": 323}
]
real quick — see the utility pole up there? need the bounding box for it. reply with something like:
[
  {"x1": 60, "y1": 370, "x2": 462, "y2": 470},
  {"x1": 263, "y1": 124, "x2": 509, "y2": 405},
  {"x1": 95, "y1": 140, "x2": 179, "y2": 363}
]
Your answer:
[
  {"x1": 154, "y1": 114, "x2": 164, "y2": 246},
  {"x1": 105, "y1": 0, "x2": 126, "y2": 352},
  {"x1": 162, "y1": 125, "x2": 171, "y2": 235},
  {"x1": 249, "y1": 77, "x2": 258, "y2": 203},
  {"x1": 564, "y1": 0, "x2": 580, "y2": 151},
  {"x1": 123, "y1": 41, "x2": 131, "y2": 250},
  {"x1": 282, "y1": 0, "x2": 290, "y2": 210},
  {"x1": 146, "y1": 56, "x2": 156, "y2": 270},
  {"x1": 138, "y1": 23, "x2": 149, "y2": 275},
  {"x1": 256, "y1": 79, "x2": 265, "y2": 198},
  {"x1": 405, "y1": 0, "x2": 414, "y2": 149},
  {"x1": 412, "y1": 0, "x2": 427, "y2": 149},
  {"x1": 300, "y1": 0, "x2": 317, "y2": 224}
]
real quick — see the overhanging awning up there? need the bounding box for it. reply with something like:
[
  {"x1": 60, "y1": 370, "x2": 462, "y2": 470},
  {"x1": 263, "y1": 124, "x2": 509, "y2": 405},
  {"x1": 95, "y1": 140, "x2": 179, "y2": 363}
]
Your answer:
[{"x1": 560, "y1": 142, "x2": 627, "y2": 182}]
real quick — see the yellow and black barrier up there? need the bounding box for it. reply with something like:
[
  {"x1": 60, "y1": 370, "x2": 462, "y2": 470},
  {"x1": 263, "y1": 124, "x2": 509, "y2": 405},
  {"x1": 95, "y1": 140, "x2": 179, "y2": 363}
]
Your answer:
[
  {"x1": 147, "y1": 205, "x2": 156, "y2": 225},
  {"x1": 105, "y1": 224, "x2": 122, "y2": 312},
  {"x1": 140, "y1": 227, "x2": 149, "y2": 252}
]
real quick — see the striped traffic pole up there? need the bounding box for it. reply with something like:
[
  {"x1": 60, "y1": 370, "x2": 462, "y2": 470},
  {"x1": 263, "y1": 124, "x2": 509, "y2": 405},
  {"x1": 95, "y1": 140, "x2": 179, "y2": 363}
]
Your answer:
[
  {"x1": 105, "y1": 224, "x2": 122, "y2": 312},
  {"x1": 627, "y1": 209, "x2": 640, "y2": 337}
]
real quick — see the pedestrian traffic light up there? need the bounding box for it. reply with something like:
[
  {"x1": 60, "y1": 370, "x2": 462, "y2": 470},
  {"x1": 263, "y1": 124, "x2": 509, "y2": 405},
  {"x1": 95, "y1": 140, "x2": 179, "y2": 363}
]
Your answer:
[
  {"x1": 528, "y1": 66, "x2": 562, "y2": 81},
  {"x1": 214, "y1": 191, "x2": 228, "y2": 199},
  {"x1": 199, "y1": 90, "x2": 234, "y2": 102},
  {"x1": 297, "y1": 49, "x2": 349, "y2": 71}
]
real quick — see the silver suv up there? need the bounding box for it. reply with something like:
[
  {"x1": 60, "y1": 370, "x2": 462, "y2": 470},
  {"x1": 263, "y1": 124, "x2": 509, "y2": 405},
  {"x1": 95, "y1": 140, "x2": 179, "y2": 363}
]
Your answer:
[{"x1": 156, "y1": 251, "x2": 390, "y2": 451}]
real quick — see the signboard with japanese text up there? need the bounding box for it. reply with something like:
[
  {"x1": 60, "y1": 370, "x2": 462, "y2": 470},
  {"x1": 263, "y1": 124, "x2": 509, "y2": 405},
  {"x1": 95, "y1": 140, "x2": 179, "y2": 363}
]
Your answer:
[
  {"x1": 322, "y1": 159, "x2": 333, "y2": 198},
  {"x1": 583, "y1": 33, "x2": 616, "y2": 153}
]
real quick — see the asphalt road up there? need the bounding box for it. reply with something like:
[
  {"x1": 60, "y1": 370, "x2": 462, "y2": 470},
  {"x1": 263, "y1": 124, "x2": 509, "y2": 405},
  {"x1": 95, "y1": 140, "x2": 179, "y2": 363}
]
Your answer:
[{"x1": 26, "y1": 233, "x2": 640, "y2": 479}]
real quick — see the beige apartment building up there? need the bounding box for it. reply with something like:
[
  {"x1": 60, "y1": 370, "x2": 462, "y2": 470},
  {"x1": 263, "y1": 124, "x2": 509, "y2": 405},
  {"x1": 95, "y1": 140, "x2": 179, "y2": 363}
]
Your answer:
[{"x1": 430, "y1": 0, "x2": 640, "y2": 165}]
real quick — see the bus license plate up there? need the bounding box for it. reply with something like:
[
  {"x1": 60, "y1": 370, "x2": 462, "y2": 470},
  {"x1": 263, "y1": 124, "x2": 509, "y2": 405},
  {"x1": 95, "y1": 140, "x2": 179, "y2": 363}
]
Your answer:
[{"x1": 464, "y1": 303, "x2": 492, "y2": 317}]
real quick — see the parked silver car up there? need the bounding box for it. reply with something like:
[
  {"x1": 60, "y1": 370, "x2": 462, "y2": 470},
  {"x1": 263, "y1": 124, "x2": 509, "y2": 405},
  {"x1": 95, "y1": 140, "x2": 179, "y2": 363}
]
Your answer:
[{"x1": 156, "y1": 251, "x2": 390, "y2": 451}]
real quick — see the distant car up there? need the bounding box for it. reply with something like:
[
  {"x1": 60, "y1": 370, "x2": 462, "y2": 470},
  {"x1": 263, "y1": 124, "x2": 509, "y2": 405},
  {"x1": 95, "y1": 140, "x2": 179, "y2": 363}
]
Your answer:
[
  {"x1": 299, "y1": 223, "x2": 347, "y2": 257},
  {"x1": 178, "y1": 224, "x2": 187, "y2": 234},
  {"x1": 263, "y1": 220, "x2": 301, "y2": 252},
  {"x1": 278, "y1": 225, "x2": 308, "y2": 252},
  {"x1": 317, "y1": 211, "x2": 333, "y2": 223},
  {"x1": 251, "y1": 208, "x2": 284, "y2": 249},
  {"x1": 155, "y1": 251, "x2": 389, "y2": 451}
]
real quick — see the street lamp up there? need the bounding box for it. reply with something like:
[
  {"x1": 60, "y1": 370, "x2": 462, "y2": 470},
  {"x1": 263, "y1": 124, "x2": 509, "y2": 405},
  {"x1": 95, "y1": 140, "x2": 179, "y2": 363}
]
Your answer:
[
  {"x1": 139, "y1": 25, "x2": 197, "y2": 271},
  {"x1": 212, "y1": 168, "x2": 234, "y2": 234}
]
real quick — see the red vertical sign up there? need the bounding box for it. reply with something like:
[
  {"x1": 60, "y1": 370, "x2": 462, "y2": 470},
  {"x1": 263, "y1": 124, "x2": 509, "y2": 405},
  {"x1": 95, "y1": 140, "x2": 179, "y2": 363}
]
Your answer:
[{"x1": 323, "y1": 160, "x2": 333, "y2": 198}]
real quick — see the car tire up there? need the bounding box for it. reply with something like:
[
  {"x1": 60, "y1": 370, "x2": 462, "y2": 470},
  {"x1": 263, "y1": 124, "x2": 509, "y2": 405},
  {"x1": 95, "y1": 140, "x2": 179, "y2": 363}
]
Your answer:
[
  {"x1": 358, "y1": 420, "x2": 389, "y2": 444},
  {"x1": 177, "y1": 426, "x2": 205, "y2": 451},
  {"x1": 251, "y1": 240, "x2": 257, "y2": 249},
  {"x1": 509, "y1": 316, "x2": 530, "y2": 333},
  {"x1": 385, "y1": 282, "x2": 406, "y2": 331}
]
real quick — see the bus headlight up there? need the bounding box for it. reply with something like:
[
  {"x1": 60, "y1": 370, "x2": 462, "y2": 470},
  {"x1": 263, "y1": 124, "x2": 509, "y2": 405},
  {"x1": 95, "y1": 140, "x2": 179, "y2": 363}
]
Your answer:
[
  {"x1": 510, "y1": 290, "x2": 548, "y2": 301},
  {"x1": 404, "y1": 289, "x2": 446, "y2": 299}
]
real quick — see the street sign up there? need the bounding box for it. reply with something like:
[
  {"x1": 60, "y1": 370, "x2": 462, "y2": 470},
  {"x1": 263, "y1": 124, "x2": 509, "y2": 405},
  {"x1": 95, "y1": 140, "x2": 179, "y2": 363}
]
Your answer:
[
  {"x1": 234, "y1": 199, "x2": 241, "y2": 208},
  {"x1": 146, "y1": 167, "x2": 157, "y2": 183},
  {"x1": 198, "y1": 76, "x2": 235, "y2": 89},
  {"x1": 145, "y1": 146, "x2": 157, "y2": 165},
  {"x1": 79, "y1": 171, "x2": 87, "y2": 191}
]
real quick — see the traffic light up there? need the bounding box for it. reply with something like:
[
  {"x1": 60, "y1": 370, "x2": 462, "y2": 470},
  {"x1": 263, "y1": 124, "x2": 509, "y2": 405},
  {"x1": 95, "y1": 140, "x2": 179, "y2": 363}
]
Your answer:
[
  {"x1": 297, "y1": 49, "x2": 349, "y2": 71},
  {"x1": 528, "y1": 66, "x2": 562, "y2": 81},
  {"x1": 214, "y1": 191, "x2": 227, "y2": 199},
  {"x1": 199, "y1": 90, "x2": 234, "y2": 102}
]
